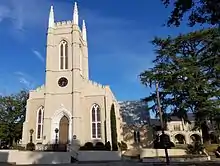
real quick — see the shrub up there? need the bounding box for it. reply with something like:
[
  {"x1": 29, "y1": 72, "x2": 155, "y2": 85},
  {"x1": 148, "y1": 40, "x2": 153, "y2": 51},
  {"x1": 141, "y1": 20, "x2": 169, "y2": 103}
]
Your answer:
[
  {"x1": 12, "y1": 145, "x2": 25, "y2": 151},
  {"x1": 26, "y1": 143, "x2": 35, "y2": 151},
  {"x1": 110, "y1": 104, "x2": 118, "y2": 151},
  {"x1": 79, "y1": 142, "x2": 94, "y2": 151},
  {"x1": 105, "y1": 141, "x2": 111, "y2": 151},
  {"x1": 79, "y1": 146, "x2": 86, "y2": 150},
  {"x1": 186, "y1": 142, "x2": 204, "y2": 154},
  {"x1": 94, "y1": 142, "x2": 105, "y2": 150},
  {"x1": 84, "y1": 142, "x2": 93, "y2": 150}
]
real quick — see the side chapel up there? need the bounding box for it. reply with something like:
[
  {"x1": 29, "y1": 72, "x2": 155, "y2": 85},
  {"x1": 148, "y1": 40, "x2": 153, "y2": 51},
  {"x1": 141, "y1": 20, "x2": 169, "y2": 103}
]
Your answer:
[{"x1": 22, "y1": 2, "x2": 123, "y2": 147}]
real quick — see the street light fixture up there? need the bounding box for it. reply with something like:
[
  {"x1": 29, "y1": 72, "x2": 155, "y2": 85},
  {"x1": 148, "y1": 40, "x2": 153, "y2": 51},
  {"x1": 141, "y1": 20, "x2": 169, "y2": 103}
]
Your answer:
[
  {"x1": 156, "y1": 82, "x2": 170, "y2": 165},
  {"x1": 29, "y1": 129, "x2": 34, "y2": 143}
]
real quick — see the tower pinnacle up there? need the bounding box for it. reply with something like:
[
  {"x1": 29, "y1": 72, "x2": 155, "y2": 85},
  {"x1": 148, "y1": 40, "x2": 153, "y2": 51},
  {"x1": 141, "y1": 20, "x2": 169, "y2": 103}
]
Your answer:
[
  {"x1": 82, "y1": 20, "x2": 87, "y2": 41},
  {"x1": 73, "y1": 2, "x2": 79, "y2": 25},
  {"x1": 48, "y1": 6, "x2": 54, "y2": 28}
]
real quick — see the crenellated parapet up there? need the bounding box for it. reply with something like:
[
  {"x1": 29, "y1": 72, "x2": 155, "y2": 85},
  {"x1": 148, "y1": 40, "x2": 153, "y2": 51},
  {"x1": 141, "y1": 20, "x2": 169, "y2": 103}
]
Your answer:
[
  {"x1": 29, "y1": 85, "x2": 45, "y2": 99},
  {"x1": 47, "y1": 3, "x2": 86, "y2": 39},
  {"x1": 30, "y1": 84, "x2": 45, "y2": 93},
  {"x1": 84, "y1": 78, "x2": 105, "y2": 89},
  {"x1": 54, "y1": 20, "x2": 73, "y2": 27}
]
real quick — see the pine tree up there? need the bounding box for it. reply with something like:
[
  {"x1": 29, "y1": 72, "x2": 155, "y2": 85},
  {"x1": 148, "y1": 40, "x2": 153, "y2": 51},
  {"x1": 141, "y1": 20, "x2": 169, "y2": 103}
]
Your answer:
[
  {"x1": 140, "y1": 28, "x2": 220, "y2": 143},
  {"x1": 161, "y1": 0, "x2": 220, "y2": 27},
  {"x1": 110, "y1": 104, "x2": 118, "y2": 151}
]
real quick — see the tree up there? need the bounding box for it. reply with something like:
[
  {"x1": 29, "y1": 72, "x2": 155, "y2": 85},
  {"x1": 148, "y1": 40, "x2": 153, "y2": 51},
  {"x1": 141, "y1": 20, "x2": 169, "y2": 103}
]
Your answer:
[
  {"x1": 161, "y1": 0, "x2": 220, "y2": 27},
  {"x1": 0, "y1": 90, "x2": 28, "y2": 146},
  {"x1": 140, "y1": 28, "x2": 220, "y2": 143},
  {"x1": 110, "y1": 104, "x2": 118, "y2": 151}
]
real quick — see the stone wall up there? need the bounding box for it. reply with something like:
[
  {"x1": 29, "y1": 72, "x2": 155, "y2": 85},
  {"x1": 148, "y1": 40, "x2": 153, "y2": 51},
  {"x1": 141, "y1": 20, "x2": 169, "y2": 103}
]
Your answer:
[
  {"x1": 140, "y1": 149, "x2": 187, "y2": 158},
  {"x1": 77, "y1": 151, "x2": 121, "y2": 162},
  {"x1": 0, "y1": 150, "x2": 71, "y2": 165},
  {"x1": 0, "y1": 150, "x2": 122, "y2": 164}
]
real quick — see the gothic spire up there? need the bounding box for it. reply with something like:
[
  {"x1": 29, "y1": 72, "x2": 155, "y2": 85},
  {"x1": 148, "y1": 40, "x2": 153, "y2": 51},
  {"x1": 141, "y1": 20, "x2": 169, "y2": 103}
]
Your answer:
[
  {"x1": 73, "y1": 2, "x2": 79, "y2": 25},
  {"x1": 82, "y1": 20, "x2": 87, "y2": 41},
  {"x1": 48, "y1": 6, "x2": 54, "y2": 28}
]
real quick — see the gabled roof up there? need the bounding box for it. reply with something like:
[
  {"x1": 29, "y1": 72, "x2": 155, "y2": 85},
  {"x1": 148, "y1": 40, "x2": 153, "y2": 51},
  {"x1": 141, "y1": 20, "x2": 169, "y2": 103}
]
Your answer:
[{"x1": 150, "y1": 113, "x2": 195, "y2": 126}]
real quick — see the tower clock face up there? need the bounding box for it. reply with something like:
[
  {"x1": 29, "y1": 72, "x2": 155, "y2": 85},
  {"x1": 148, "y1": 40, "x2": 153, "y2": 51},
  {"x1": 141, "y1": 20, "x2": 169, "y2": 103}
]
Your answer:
[{"x1": 58, "y1": 77, "x2": 68, "y2": 87}]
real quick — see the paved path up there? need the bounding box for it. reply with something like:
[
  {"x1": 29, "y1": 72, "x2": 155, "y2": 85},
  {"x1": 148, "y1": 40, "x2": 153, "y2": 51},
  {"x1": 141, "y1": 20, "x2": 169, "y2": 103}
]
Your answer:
[
  {"x1": 23, "y1": 161, "x2": 220, "y2": 166},
  {"x1": 1, "y1": 161, "x2": 220, "y2": 166}
]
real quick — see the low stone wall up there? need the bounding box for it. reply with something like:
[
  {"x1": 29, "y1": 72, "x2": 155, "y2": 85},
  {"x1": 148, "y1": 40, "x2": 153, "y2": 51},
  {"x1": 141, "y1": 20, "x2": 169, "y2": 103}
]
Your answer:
[
  {"x1": 142, "y1": 156, "x2": 210, "y2": 163},
  {"x1": 0, "y1": 150, "x2": 71, "y2": 165},
  {"x1": 140, "y1": 149, "x2": 210, "y2": 163},
  {"x1": 0, "y1": 150, "x2": 122, "y2": 164},
  {"x1": 140, "y1": 148, "x2": 187, "y2": 158},
  {"x1": 77, "y1": 151, "x2": 121, "y2": 162}
]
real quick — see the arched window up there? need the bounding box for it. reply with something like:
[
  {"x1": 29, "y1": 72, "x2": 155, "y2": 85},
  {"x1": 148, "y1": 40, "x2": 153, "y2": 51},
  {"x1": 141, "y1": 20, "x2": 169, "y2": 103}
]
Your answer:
[
  {"x1": 60, "y1": 40, "x2": 68, "y2": 70},
  {"x1": 36, "y1": 107, "x2": 44, "y2": 140},
  {"x1": 91, "y1": 104, "x2": 101, "y2": 139}
]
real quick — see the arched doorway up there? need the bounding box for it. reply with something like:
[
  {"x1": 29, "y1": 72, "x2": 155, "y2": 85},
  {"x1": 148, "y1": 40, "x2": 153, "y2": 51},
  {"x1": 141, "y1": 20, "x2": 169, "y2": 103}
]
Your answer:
[
  {"x1": 59, "y1": 115, "x2": 69, "y2": 144},
  {"x1": 175, "y1": 134, "x2": 185, "y2": 144}
]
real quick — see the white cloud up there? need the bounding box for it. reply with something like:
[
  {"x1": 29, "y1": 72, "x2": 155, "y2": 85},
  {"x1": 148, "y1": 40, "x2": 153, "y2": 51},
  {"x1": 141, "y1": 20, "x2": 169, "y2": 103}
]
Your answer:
[
  {"x1": 0, "y1": 0, "x2": 50, "y2": 34},
  {"x1": 14, "y1": 71, "x2": 35, "y2": 89},
  {"x1": 32, "y1": 50, "x2": 44, "y2": 62},
  {"x1": 1, "y1": 0, "x2": 153, "y2": 85},
  {"x1": 0, "y1": 5, "x2": 10, "y2": 22},
  {"x1": 19, "y1": 77, "x2": 32, "y2": 88}
]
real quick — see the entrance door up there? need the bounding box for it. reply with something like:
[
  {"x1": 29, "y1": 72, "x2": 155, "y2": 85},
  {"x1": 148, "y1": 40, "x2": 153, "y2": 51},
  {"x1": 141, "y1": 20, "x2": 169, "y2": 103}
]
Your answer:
[{"x1": 59, "y1": 115, "x2": 69, "y2": 144}]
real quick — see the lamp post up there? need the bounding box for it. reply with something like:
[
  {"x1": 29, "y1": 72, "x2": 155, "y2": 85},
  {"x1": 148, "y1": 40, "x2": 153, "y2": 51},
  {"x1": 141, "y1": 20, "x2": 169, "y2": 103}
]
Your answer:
[
  {"x1": 55, "y1": 128, "x2": 59, "y2": 150},
  {"x1": 156, "y1": 82, "x2": 170, "y2": 165},
  {"x1": 55, "y1": 128, "x2": 59, "y2": 144},
  {"x1": 29, "y1": 129, "x2": 34, "y2": 143}
]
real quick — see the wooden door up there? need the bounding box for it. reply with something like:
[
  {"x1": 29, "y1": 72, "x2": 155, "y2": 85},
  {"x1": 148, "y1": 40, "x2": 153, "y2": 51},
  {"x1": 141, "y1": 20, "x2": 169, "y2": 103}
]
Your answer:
[{"x1": 59, "y1": 116, "x2": 69, "y2": 144}]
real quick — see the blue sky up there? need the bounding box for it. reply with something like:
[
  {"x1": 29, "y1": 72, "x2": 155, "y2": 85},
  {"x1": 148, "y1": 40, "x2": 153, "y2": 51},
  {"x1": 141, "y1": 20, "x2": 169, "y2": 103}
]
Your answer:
[{"x1": 0, "y1": 0, "x2": 201, "y2": 101}]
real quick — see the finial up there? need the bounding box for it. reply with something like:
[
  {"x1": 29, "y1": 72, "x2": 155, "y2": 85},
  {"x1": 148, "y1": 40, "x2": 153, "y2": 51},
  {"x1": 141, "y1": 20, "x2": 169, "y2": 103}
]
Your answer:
[
  {"x1": 48, "y1": 6, "x2": 55, "y2": 28},
  {"x1": 73, "y1": 2, "x2": 79, "y2": 25},
  {"x1": 82, "y1": 20, "x2": 87, "y2": 41}
]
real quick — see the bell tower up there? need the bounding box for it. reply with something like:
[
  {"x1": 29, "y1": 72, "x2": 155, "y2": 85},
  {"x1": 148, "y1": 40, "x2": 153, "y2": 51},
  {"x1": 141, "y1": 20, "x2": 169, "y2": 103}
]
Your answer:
[{"x1": 43, "y1": 2, "x2": 89, "y2": 144}]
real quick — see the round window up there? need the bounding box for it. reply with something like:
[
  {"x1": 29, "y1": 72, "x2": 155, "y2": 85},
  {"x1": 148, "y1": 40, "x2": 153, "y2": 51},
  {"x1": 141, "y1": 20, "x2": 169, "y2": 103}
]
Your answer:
[{"x1": 58, "y1": 77, "x2": 68, "y2": 87}]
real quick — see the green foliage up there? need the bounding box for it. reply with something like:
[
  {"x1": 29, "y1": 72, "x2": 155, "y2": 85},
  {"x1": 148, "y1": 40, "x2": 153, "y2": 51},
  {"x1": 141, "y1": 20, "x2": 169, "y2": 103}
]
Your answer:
[
  {"x1": 140, "y1": 28, "x2": 220, "y2": 143},
  {"x1": 110, "y1": 104, "x2": 118, "y2": 151},
  {"x1": 162, "y1": 0, "x2": 220, "y2": 27},
  {"x1": 79, "y1": 142, "x2": 112, "y2": 151},
  {"x1": 186, "y1": 142, "x2": 204, "y2": 154},
  {"x1": 104, "y1": 141, "x2": 111, "y2": 151},
  {"x1": 0, "y1": 90, "x2": 28, "y2": 146},
  {"x1": 84, "y1": 142, "x2": 93, "y2": 150},
  {"x1": 12, "y1": 144, "x2": 25, "y2": 150},
  {"x1": 94, "y1": 142, "x2": 106, "y2": 150},
  {"x1": 80, "y1": 142, "x2": 96, "y2": 151},
  {"x1": 26, "y1": 142, "x2": 35, "y2": 151}
]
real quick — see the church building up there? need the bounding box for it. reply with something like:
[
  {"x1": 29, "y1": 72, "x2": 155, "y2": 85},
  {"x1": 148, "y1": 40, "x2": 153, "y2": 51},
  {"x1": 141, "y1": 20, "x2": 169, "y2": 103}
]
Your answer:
[{"x1": 22, "y1": 3, "x2": 123, "y2": 147}]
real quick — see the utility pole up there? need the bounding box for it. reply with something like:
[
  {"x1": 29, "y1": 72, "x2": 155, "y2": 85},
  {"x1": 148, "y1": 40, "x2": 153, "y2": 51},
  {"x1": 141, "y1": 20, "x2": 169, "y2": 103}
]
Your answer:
[{"x1": 156, "y1": 82, "x2": 170, "y2": 165}]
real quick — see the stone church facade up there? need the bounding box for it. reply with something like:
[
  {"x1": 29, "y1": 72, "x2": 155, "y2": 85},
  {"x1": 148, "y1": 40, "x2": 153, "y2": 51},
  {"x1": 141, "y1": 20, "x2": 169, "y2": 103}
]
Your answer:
[{"x1": 22, "y1": 3, "x2": 123, "y2": 147}]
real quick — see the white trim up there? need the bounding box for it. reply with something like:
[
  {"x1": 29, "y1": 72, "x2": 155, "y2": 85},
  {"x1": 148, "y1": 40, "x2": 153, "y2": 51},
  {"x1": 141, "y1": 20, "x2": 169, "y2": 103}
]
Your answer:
[
  {"x1": 59, "y1": 40, "x2": 68, "y2": 70},
  {"x1": 36, "y1": 106, "x2": 44, "y2": 141},
  {"x1": 90, "y1": 103, "x2": 102, "y2": 140},
  {"x1": 51, "y1": 107, "x2": 72, "y2": 144}
]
